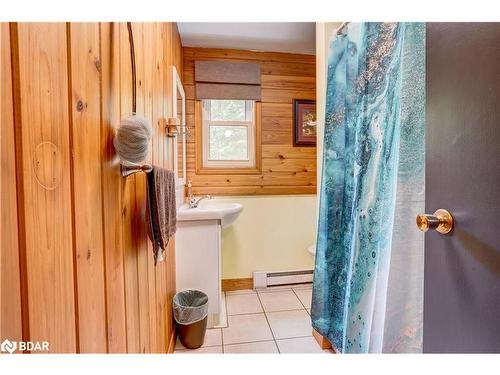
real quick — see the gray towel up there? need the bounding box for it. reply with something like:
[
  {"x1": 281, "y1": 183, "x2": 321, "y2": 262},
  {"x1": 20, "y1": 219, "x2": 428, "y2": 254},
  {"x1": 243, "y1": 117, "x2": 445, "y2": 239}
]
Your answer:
[{"x1": 145, "y1": 167, "x2": 176, "y2": 265}]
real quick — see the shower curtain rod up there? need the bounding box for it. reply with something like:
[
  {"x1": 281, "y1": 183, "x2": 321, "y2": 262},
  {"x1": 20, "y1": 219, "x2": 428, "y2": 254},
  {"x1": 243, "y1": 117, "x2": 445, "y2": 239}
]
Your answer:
[{"x1": 335, "y1": 22, "x2": 349, "y2": 35}]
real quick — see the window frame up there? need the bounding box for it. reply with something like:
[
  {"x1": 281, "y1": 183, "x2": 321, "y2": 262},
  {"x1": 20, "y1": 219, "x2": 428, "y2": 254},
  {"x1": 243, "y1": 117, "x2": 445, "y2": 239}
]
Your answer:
[{"x1": 200, "y1": 99, "x2": 259, "y2": 171}]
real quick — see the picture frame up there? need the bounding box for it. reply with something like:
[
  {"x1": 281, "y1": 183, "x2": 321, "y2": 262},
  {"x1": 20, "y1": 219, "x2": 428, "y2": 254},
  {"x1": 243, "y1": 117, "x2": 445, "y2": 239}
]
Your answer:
[{"x1": 293, "y1": 99, "x2": 317, "y2": 147}]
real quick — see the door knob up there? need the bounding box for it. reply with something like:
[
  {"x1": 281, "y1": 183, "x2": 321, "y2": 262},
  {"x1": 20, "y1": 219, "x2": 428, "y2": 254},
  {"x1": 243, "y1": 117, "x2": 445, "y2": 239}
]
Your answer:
[{"x1": 416, "y1": 209, "x2": 454, "y2": 234}]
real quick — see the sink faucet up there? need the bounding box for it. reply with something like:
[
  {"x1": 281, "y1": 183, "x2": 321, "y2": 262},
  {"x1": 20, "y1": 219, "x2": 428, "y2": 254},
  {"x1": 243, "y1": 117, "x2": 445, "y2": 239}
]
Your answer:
[
  {"x1": 187, "y1": 180, "x2": 212, "y2": 208},
  {"x1": 190, "y1": 195, "x2": 212, "y2": 208}
]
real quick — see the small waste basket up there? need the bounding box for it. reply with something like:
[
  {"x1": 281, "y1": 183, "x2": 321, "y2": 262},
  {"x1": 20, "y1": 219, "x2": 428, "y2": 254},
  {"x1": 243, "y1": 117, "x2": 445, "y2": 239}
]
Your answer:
[{"x1": 173, "y1": 289, "x2": 209, "y2": 349}]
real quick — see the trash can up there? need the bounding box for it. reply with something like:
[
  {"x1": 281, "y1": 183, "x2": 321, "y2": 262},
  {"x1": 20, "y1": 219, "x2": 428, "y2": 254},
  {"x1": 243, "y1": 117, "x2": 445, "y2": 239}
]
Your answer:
[{"x1": 173, "y1": 289, "x2": 209, "y2": 349}]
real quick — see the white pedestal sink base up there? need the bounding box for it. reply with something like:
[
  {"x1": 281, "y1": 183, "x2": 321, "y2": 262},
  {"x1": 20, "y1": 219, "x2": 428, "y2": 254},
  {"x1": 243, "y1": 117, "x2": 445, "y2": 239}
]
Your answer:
[
  {"x1": 175, "y1": 200, "x2": 243, "y2": 329},
  {"x1": 207, "y1": 292, "x2": 228, "y2": 329},
  {"x1": 175, "y1": 220, "x2": 228, "y2": 329},
  {"x1": 175, "y1": 220, "x2": 221, "y2": 326}
]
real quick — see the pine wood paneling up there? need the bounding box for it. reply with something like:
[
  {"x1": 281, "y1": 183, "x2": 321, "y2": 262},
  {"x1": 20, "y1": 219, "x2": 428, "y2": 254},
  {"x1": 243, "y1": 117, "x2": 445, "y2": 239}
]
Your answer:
[
  {"x1": 15, "y1": 22, "x2": 77, "y2": 352},
  {"x1": 262, "y1": 116, "x2": 293, "y2": 145},
  {"x1": 260, "y1": 61, "x2": 316, "y2": 77},
  {"x1": 189, "y1": 172, "x2": 316, "y2": 187},
  {"x1": 261, "y1": 88, "x2": 315, "y2": 103},
  {"x1": 263, "y1": 158, "x2": 316, "y2": 173},
  {"x1": 100, "y1": 22, "x2": 128, "y2": 353},
  {"x1": 0, "y1": 23, "x2": 23, "y2": 351},
  {"x1": 262, "y1": 103, "x2": 292, "y2": 118},
  {"x1": 261, "y1": 130, "x2": 292, "y2": 145},
  {"x1": 3, "y1": 22, "x2": 181, "y2": 354},
  {"x1": 154, "y1": 21, "x2": 167, "y2": 354},
  {"x1": 262, "y1": 116, "x2": 292, "y2": 133},
  {"x1": 119, "y1": 22, "x2": 141, "y2": 354},
  {"x1": 183, "y1": 47, "x2": 316, "y2": 64},
  {"x1": 186, "y1": 99, "x2": 195, "y2": 115},
  {"x1": 68, "y1": 22, "x2": 107, "y2": 353},
  {"x1": 133, "y1": 22, "x2": 151, "y2": 354},
  {"x1": 154, "y1": 22, "x2": 165, "y2": 354},
  {"x1": 163, "y1": 22, "x2": 180, "y2": 353},
  {"x1": 191, "y1": 186, "x2": 316, "y2": 196},
  {"x1": 261, "y1": 75, "x2": 316, "y2": 90},
  {"x1": 142, "y1": 21, "x2": 158, "y2": 354},
  {"x1": 184, "y1": 47, "x2": 317, "y2": 196},
  {"x1": 262, "y1": 145, "x2": 316, "y2": 159}
]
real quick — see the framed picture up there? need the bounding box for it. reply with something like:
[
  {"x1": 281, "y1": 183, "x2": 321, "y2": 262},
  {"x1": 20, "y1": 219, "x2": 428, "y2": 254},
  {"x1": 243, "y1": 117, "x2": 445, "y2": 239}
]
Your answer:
[{"x1": 293, "y1": 99, "x2": 317, "y2": 146}]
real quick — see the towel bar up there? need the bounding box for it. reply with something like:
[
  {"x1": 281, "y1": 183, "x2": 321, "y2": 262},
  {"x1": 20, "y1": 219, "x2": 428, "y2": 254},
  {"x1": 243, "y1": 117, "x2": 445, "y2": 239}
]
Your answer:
[{"x1": 121, "y1": 163, "x2": 153, "y2": 177}]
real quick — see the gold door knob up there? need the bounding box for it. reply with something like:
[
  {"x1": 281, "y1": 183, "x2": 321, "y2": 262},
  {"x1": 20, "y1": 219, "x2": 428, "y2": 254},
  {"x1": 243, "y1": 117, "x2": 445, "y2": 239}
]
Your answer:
[{"x1": 416, "y1": 209, "x2": 454, "y2": 234}]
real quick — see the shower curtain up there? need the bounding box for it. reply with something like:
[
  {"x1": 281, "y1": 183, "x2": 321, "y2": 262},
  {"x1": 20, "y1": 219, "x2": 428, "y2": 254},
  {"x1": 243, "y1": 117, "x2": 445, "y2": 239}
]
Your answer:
[{"x1": 311, "y1": 22, "x2": 425, "y2": 353}]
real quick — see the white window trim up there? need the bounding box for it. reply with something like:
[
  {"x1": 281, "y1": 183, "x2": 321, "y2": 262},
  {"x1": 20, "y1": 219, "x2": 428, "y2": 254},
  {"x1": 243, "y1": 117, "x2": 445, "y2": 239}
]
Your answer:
[
  {"x1": 202, "y1": 100, "x2": 256, "y2": 169},
  {"x1": 172, "y1": 65, "x2": 186, "y2": 187}
]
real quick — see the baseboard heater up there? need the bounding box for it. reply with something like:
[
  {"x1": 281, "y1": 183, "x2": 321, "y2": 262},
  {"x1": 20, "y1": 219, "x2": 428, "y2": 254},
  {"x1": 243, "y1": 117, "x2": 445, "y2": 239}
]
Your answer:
[{"x1": 253, "y1": 269, "x2": 313, "y2": 288}]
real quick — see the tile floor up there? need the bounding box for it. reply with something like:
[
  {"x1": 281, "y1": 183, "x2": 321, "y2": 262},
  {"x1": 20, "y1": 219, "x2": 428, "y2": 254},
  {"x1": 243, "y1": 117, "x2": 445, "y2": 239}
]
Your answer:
[{"x1": 175, "y1": 283, "x2": 332, "y2": 354}]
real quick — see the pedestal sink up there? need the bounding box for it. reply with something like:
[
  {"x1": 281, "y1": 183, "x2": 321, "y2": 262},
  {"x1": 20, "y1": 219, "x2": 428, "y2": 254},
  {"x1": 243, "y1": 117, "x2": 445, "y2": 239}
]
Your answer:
[
  {"x1": 177, "y1": 201, "x2": 243, "y2": 228},
  {"x1": 175, "y1": 200, "x2": 243, "y2": 328}
]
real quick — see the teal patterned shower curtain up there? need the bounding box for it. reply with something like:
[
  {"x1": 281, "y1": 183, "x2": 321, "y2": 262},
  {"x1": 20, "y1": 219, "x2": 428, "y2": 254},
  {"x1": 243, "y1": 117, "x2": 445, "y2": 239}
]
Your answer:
[{"x1": 311, "y1": 22, "x2": 425, "y2": 353}]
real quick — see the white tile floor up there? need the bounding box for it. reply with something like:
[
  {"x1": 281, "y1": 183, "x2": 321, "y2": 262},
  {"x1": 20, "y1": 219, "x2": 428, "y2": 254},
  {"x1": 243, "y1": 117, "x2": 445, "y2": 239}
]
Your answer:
[{"x1": 174, "y1": 283, "x2": 333, "y2": 354}]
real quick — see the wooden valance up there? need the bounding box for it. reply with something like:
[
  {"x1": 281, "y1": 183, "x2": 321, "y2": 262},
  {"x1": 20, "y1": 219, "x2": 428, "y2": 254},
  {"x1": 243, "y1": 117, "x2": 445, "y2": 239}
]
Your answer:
[{"x1": 195, "y1": 60, "x2": 261, "y2": 100}]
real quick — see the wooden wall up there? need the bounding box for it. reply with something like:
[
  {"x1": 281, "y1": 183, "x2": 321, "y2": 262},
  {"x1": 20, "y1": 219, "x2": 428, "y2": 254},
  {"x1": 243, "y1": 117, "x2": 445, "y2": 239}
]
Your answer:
[
  {"x1": 1, "y1": 22, "x2": 24, "y2": 350},
  {"x1": 0, "y1": 22, "x2": 182, "y2": 353},
  {"x1": 183, "y1": 47, "x2": 317, "y2": 196}
]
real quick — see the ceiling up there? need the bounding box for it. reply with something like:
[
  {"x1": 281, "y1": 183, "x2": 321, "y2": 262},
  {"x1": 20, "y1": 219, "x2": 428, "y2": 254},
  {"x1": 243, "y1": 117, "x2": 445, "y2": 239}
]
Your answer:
[{"x1": 177, "y1": 22, "x2": 316, "y2": 55}]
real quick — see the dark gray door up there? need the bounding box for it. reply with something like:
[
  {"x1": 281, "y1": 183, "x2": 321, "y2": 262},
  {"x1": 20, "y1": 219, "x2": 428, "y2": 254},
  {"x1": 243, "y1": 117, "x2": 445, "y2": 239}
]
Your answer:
[{"x1": 424, "y1": 23, "x2": 500, "y2": 353}]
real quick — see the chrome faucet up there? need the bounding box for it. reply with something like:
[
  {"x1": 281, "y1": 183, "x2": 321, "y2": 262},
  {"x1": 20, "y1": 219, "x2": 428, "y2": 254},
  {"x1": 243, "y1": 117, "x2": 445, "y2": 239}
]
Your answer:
[{"x1": 187, "y1": 180, "x2": 212, "y2": 208}]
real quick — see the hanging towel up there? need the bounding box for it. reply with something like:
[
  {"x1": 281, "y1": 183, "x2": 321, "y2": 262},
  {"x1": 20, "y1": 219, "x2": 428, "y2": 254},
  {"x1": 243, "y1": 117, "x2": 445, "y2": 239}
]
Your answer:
[{"x1": 146, "y1": 166, "x2": 177, "y2": 265}]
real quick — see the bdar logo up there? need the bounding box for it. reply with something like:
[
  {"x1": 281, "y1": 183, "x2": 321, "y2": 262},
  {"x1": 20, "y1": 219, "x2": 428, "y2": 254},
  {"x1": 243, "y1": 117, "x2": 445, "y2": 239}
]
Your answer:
[{"x1": 1, "y1": 339, "x2": 17, "y2": 354}]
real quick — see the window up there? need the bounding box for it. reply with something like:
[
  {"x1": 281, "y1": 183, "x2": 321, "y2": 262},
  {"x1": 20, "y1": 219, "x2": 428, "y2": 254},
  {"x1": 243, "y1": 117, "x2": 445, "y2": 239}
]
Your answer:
[{"x1": 202, "y1": 99, "x2": 256, "y2": 169}]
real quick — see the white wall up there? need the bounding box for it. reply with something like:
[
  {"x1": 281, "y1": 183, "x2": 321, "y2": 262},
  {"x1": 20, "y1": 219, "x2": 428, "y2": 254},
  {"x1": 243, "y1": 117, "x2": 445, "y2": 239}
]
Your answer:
[
  {"x1": 216, "y1": 196, "x2": 317, "y2": 279},
  {"x1": 316, "y1": 22, "x2": 342, "y2": 196}
]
